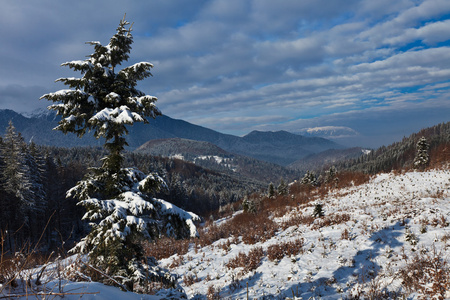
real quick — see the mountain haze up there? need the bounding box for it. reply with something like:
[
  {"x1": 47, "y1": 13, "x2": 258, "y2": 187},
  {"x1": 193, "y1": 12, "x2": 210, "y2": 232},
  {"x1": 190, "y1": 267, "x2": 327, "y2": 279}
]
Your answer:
[
  {"x1": 0, "y1": 109, "x2": 344, "y2": 166},
  {"x1": 135, "y1": 137, "x2": 298, "y2": 183}
]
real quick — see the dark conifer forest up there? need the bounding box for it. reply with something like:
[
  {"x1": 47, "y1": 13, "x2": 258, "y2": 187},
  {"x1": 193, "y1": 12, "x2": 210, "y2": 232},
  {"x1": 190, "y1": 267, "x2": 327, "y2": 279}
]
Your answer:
[
  {"x1": 0, "y1": 122, "x2": 268, "y2": 252},
  {"x1": 1, "y1": 120, "x2": 449, "y2": 254}
]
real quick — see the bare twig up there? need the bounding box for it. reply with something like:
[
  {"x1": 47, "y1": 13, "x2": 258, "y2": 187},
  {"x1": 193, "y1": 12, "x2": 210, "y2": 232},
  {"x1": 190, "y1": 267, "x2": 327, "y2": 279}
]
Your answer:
[
  {"x1": 81, "y1": 262, "x2": 129, "y2": 291},
  {"x1": 0, "y1": 291, "x2": 100, "y2": 298}
]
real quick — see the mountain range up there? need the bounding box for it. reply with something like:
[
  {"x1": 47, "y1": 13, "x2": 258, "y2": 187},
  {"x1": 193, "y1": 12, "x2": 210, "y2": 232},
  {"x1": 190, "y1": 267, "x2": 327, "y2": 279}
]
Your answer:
[{"x1": 0, "y1": 109, "x2": 346, "y2": 166}]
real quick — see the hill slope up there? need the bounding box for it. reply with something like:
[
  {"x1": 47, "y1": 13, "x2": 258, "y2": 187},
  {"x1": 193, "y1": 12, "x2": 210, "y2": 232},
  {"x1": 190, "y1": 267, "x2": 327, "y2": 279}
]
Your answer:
[
  {"x1": 288, "y1": 147, "x2": 368, "y2": 172},
  {"x1": 136, "y1": 138, "x2": 229, "y2": 157},
  {"x1": 163, "y1": 169, "x2": 450, "y2": 299},
  {"x1": 232, "y1": 130, "x2": 343, "y2": 166},
  {"x1": 336, "y1": 121, "x2": 450, "y2": 173},
  {"x1": 135, "y1": 138, "x2": 299, "y2": 183}
]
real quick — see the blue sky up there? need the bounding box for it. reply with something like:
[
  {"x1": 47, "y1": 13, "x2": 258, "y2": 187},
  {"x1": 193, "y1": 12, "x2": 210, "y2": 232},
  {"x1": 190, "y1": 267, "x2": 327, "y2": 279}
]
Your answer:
[{"x1": 1, "y1": 0, "x2": 449, "y2": 147}]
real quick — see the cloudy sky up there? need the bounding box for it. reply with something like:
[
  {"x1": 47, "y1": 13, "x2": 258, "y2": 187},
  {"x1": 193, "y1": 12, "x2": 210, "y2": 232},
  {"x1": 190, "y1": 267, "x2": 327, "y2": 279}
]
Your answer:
[{"x1": 1, "y1": 0, "x2": 449, "y2": 147}]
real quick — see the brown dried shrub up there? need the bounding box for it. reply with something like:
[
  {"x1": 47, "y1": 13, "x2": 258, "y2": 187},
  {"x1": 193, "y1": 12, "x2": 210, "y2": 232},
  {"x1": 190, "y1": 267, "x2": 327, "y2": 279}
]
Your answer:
[
  {"x1": 229, "y1": 212, "x2": 278, "y2": 245},
  {"x1": 288, "y1": 184, "x2": 316, "y2": 205},
  {"x1": 267, "y1": 238, "x2": 304, "y2": 262},
  {"x1": 241, "y1": 218, "x2": 277, "y2": 245},
  {"x1": 207, "y1": 284, "x2": 221, "y2": 299},
  {"x1": 335, "y1": 171, "x2": 370, "y2": 189},
  {"x1": 398, "y1": 247, "x2": 450, "y2": 299},
  {"x1": 311, "y1": 213, "x2": 351, "y2": 230},
  {"x1": 226, "y1": 246, "x2": 264, "y2": 275},
  {"x1": 280, "y1": 213, "x2": 315, "y2": 230},
  {"x1": 263, "y1": 195, "x2": 293, "y2": 216},
  {"x1": 183, "y1": 273, "x2": 200, "y2": 287},
  {"x1": 341, "y1": 228, "x2": 350, "y2": 240},
  {"x1": 196, "y1": 223, "x2": 231, "y2": 248},
  {"x1": 429, "y1": 142, "x2": 450, "y2": 168},
  {"x1": 194, "y1": 211, "x2": 278, "y2": 249}
]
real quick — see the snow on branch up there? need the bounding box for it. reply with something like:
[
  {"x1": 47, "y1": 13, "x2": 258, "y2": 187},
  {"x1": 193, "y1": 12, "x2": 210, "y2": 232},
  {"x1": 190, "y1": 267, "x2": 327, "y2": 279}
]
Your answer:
[
  {"x1": 155, "y1": 198, "x2": 200, "y2": 238},
  {"x1": 89, "y1": 106, "x2": 144, "y2": 126}
]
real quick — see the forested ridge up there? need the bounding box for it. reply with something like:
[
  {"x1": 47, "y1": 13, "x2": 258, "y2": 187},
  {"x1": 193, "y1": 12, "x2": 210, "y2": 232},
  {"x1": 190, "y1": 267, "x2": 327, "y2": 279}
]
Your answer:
[
  {"x1": 335, "y1": 121, "x2": 450, "y2": 174},
  {"x1": 0, "y1": 121, "x2": 445, "y2": 254},
  {"x1": 0, "y1": 122, "x2": 270, "y2": 252},
  {"x1": 1, "y1": 119, "x2": 449, "y2": 254}
]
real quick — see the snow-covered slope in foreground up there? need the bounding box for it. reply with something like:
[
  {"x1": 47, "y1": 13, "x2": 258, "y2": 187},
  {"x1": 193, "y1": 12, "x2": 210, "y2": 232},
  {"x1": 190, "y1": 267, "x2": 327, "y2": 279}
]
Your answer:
[{"x1": 163, "y1": 169, "x2": 450, "y2": 299}]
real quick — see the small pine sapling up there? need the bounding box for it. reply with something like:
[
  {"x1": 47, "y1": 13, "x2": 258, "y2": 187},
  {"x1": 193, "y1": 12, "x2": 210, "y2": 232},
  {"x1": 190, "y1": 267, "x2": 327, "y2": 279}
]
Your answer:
[
  {"x1": 277, "y1": 179, "x2": 288, "y2": 195},
  {"x1": 313, "y1": 203, "x2": 325, "y2": 218},
  {"x1": 267, "y1": 182, "x2": 275, "y2": 198}
]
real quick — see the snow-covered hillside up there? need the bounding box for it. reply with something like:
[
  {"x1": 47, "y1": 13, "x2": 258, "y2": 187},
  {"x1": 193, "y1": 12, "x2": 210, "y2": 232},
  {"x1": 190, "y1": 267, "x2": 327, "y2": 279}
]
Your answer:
[
  {"x1": 3, "y1": 169, "x2": 449, "y2": 299},
  {"x1": 163, "y1": 169, "x2": 450, "y2": 299}
]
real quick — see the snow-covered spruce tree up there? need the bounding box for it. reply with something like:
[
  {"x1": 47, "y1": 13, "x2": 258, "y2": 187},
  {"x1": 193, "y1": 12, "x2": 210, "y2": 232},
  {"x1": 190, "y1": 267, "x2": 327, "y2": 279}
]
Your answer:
[
  {"x1": 267, "y1": 182, "x2": 275, "y2": 198},
  {"x1": 324, "y1": 166, "x2": 337, "y2": 184},
  {"x1": 301, "y1": 170, "x2": 317, "y2": 186},
  {"x1": 41, "y1": 16, "x2": 199, "y2": 291},
  {"x1": 0, "y1": 121, "x2": 36, "y2": 245},
  {"x1": 277, "y1": 178, "x2": 288, "y2": 196},
  {"x1": 414, "y1": 136, "x2": 429, "y2": 169},
  {"x1": 242, "y1": 196, "x2": 256, "y2": 214}
]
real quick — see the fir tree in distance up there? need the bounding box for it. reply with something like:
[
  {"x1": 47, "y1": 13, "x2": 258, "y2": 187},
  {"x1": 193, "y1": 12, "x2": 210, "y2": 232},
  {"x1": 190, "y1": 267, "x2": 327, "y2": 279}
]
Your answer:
[
  {"x1": 41, "y1": 15, "x2": 199, "y2": 291},
  {"x1": 301, "y1": 170, "x2": 317, "y2": 186},
  {"x1": 414, "y1": 136, "x2": 429, "y2": 169}
]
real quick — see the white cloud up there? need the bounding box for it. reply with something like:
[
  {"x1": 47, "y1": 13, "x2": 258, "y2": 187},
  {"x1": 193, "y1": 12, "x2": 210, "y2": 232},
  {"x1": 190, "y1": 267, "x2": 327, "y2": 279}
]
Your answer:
[{"x1": 0, "y1": 0, "x2": 448, "y2": 147}]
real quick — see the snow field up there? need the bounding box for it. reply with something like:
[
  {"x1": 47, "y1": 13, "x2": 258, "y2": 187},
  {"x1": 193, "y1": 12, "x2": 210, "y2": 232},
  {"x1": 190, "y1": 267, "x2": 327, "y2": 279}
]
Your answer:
[
  {"x1": 162, "y1": 169, "x2": 450, "y2": 299},
  {"x1": 3, "y1": 169, "x2": 449, "y2": 299}
]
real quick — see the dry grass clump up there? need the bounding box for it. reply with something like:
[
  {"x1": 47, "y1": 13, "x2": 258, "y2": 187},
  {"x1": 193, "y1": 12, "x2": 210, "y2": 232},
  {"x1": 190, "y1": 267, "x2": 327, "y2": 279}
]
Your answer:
[
  {"x1": 431, "y1": 215, "x2": 449, "y2": 228},
  {"x1": 183, "y1": 273, "x2": 200, "y2": 287},
  {"x1": 441, "y1": 233, "x2": 450, "y2": 243},
  {"x1": 206, "y1": 284, "x2": 221, "y2": 299},
  {"x1": 311, "y1": 213, "x2": 351, "y2": 230},
  {"x1": 398, "y1": 247, "x2": 450, "y2": 299},
  {"x1": 280, "y1": 212, "x2": 315, "y2": 230},
  {"x1": 334, "y1": 171, "x2": 371, "y2": 189},
  {"x1": 0, "y1": 229, "x2": 60, "y2": 297},
  {"x1": 194, "y1": 211, "x2": 278, "y2": 248},
  {"x1": 267, "y1": 238, "x2": 304, "y2": 262},
  {"x1": 341, "y1": 228, "x2": 351, "y2": 240},
  {"x1": 196, "y1": 223, "x2": 231, "y2": 248},
  {"x1": 226, "y1": 246, "x2": 264, "y2": 275},
  {"x1": 238, "y1": 214, "x2": 277, "y2": 245}
]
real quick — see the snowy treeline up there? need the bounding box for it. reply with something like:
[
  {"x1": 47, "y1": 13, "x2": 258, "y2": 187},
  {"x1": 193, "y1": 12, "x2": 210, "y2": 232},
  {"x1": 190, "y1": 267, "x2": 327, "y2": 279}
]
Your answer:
[
  {"x1": 0, "y1": 121, "x2": 86, "y2": 251},
  {"x1": 336, "y1": 121, "x2": 450, "y2": 174}
]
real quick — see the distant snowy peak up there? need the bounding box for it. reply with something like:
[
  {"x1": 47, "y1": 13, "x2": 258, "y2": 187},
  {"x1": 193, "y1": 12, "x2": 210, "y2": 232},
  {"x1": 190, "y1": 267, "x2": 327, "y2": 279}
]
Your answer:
[
  {"x1": 297, "y1": 126, "x2": 359, "y2": 139},
  {"x1": 23, "y1": 108, "x2": 59, "y2": 121}
]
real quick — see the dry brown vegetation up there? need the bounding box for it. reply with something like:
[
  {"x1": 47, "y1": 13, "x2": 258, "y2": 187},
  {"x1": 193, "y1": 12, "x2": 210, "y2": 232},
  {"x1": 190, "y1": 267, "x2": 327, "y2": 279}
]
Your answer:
[
  {"x1": 149, "y1": 166, "x2": 449, "y2": 298},
  {"x1": 225, "y1": 246, "x2": 264, "y2": 276},
  {"x1": 429, "y1": 142, "x2": 450, "y2": 168},
  {"x1": 266, "y1": 238, "x2": 304, "y2": 262},
  {"x1": 398, "y1": 247, "x2": 450, "y2": 299},
  {"x1": 148, "y1": 170, "x2": 375, "y2": 264},
  {"x1": 311, "y1": 213, "x2": 352, "y2": 230}
]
